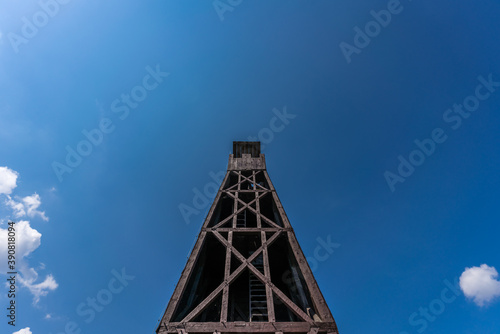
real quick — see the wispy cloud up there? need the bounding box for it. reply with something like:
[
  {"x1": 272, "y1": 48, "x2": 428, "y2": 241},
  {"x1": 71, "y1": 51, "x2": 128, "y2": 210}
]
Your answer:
[
  {"x1": 460, "y1": 264, "x2": 500, "y2": 307},
  {"x1": 6, "y1": 193, "x2": 49, "y2": 221},
  {"x1": 18, "y1": 272, "x2": 58, "y2": 305}
]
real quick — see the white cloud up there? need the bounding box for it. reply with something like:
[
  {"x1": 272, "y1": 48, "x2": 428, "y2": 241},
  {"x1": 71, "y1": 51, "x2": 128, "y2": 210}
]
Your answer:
[
  {"x1": 0, "y1": 221, "x2": 57, "y2": 304},
  {"x1": 5, "y1": 196, "x2": 25, "y2": 216},
  {"x1": 0, "y1": 166, "x2": 18, "y2": 195},
  {"x1": 460, "y1": 264, "x2": 500, "y2": 307},
  {"x1": 0, "y1": 167, "x2": 56, "y2": 304},
  {"x1": 5, "y1": 193, "x2": 49, "y2": 221},
  {"x1": 19, "y1": 273, "x2": 58, "y2": 305},
  {"x1": 21, "y1": 193, "x2": 48, "y2": 221},
  {"x1": 0, "y1": 221, "x2": 41, "y2": 273},
  {"x1": 13, "y1": 328, "x2": 32, "y2": 334}
]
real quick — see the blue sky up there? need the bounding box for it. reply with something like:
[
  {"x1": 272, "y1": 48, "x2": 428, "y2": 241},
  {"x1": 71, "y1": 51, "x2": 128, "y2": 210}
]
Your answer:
[{"x1": 1, "y1": 0, "x2": 500, "y2": 333}]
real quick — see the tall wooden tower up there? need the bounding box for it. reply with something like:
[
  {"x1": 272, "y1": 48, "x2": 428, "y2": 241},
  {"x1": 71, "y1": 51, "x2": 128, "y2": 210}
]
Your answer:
[{"x1": 156, "y1": 142, "x2": 339, "y2": 334}]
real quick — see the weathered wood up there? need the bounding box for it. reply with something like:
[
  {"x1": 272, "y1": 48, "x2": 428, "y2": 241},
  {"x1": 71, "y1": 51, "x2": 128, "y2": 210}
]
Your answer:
[
  {"x1": 211, "y1": 227, "x2": 283, "y2": 233},
  {"x1": 221, "y1": 231, "x2": 233, "y2": 322},
  {"x1": 261, "y1": 230, "x2": 276, "y2": 322},
  {"x1": 164, "y1": 321, "x2": 337, "y2": 333},
  {"x1": 157, "y1": 143, "x2": 339, "y2": 334},
  {"x1": 228, "y1": 153, "x2": 267, "y2": 171},
  {"x1": 308, "y1": 327, "x2": 319, "y2": 334}
]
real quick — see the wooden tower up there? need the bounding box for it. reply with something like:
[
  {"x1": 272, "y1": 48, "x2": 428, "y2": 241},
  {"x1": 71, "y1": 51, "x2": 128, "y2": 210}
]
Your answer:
[{"x1": 156, "y1": 141, "x2": 339, "y2": 334}]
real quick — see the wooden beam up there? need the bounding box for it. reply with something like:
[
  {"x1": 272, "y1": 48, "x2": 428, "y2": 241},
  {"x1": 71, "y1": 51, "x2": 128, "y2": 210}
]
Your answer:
[
  {"x1": 163, "y1": 321, "x2": 338, "y2": 333},
  {"x1": 211, "y1": 228, "x2": 283, "y2": 233},
  {"x1": 220, "y1": 231, "x2": 233, "y2": 322},
  {"x1": 261, "y1": 230, "x2": 275, "y2": 322}
]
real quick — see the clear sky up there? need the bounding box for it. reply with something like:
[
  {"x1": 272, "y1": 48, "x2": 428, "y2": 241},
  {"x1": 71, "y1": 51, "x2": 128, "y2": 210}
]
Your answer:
[{"x1": 1, "y1": 1, "x2": 500, "y2": 333}]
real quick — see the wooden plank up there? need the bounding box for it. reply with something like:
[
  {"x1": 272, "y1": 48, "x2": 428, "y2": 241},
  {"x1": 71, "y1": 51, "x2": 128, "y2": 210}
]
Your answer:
[
  {"x1": 227, "y1": 189, "x2": 269, "y2": 193},
  {"x1": 212, "y1": 227, "x2": 283, "y2": 233},
  {"x1": 256, "y1": 180, "x2": 262, "y2": 229},
  {"x1": 308, "y1": 327, "x2": 319, "y2": 334},
  {"x1": 261, "y1": 230, "x2": 276, "y2": 322},
  {"x1": 220, "y1": 231, "x2": 233, "y2": 322},
  {"x1": 164, "y1": 321, "x2": 337, "y2": 333}
]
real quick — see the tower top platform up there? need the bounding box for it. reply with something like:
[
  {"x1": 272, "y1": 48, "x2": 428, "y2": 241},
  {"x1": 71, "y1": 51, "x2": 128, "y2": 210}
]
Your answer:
[{"x1": 229, "y1": 141, "x2": 266, "y2": 171}]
